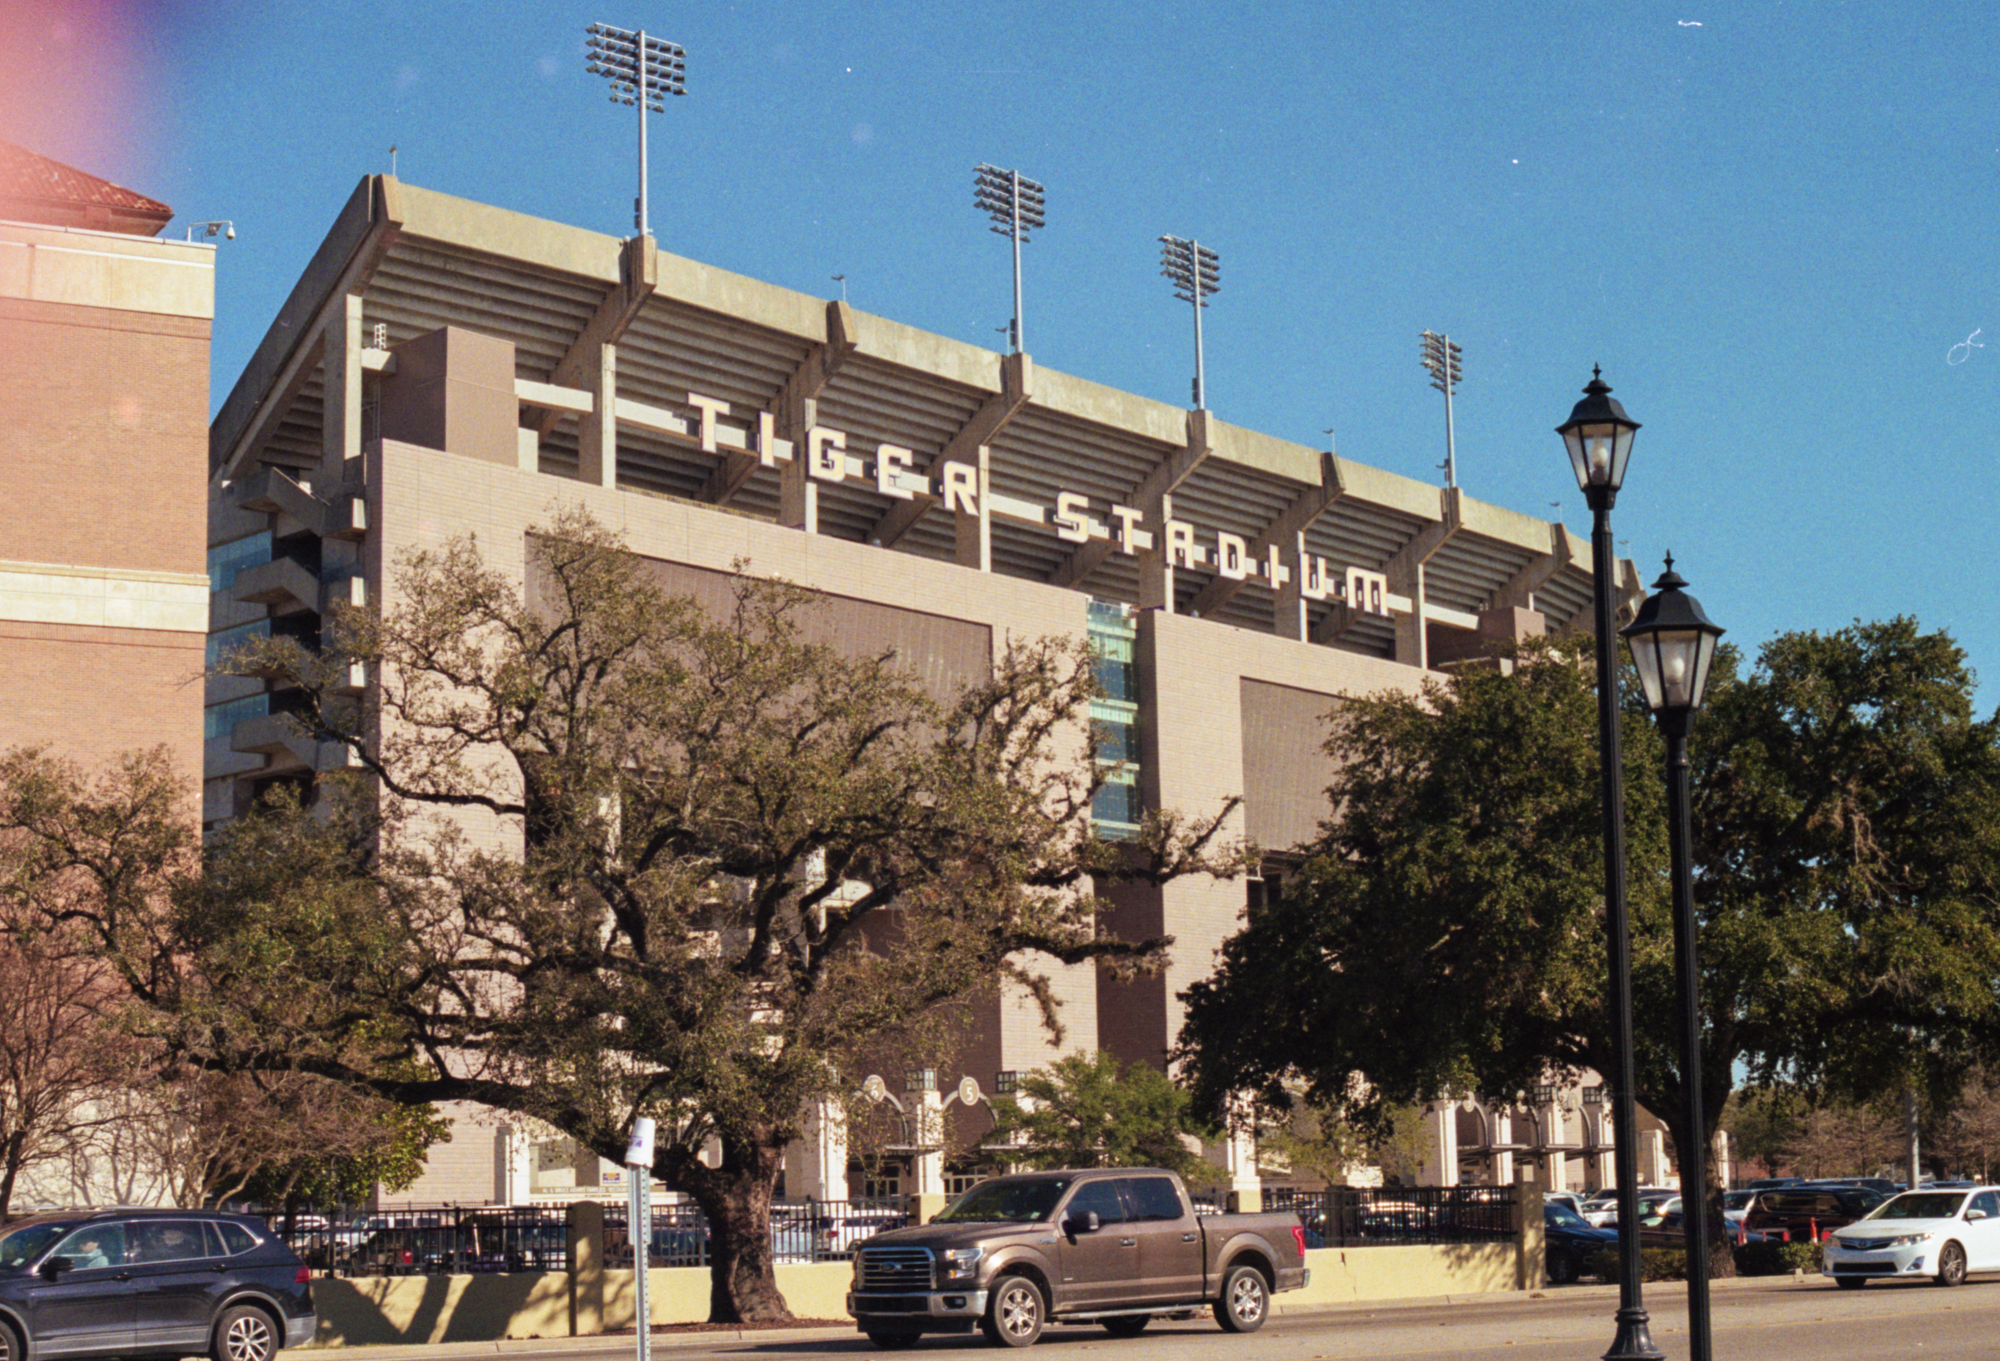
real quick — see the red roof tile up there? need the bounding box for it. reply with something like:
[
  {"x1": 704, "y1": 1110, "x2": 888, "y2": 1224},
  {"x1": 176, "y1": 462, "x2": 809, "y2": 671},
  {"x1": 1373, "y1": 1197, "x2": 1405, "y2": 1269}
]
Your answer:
[{"x1": 0, "y1": 139, "x2": 173, "y2": 235}]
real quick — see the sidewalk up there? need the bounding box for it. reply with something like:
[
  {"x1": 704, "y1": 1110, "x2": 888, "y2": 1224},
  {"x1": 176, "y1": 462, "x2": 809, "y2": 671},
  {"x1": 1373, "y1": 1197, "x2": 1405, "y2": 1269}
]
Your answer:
[{"x1": 315, "y1": 1273, "x2": 1832, "y2": 1357}]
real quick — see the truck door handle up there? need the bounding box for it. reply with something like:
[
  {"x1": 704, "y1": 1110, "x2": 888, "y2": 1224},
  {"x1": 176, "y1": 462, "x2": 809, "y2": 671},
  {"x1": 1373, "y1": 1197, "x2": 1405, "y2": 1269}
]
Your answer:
[
  {"x1": 1120, "y1": 1238, "x2": 1137, "y2": 1248},
  {"x1": 1182, "y1": 1233, "x2": 1198, "y2": 1242}
]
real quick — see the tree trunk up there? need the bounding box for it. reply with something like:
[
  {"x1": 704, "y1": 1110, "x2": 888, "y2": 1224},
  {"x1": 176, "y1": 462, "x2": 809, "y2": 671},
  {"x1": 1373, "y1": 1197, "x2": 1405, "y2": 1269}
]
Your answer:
[
  {"x1": 0, "y1": 1130, "x2": 26, "y2": 1221},
  {"x1": 684, "y1": 1135, "x2": 791, "y2": 1324},
  {"x1": 1906, "y1": 1081, "x2": 1922, "y2": 1188},
  {"x1": 1662, "y1": 1102, "x2": 1735, "y2": 1280}
]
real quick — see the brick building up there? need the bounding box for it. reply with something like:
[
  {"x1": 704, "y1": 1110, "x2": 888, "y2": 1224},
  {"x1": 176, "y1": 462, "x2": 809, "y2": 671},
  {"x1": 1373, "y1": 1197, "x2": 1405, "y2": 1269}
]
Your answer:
[
  {"x1": 207, "y1": 176, "x2": 1651, "y2": 1207},
  {"x1": 0, "y1": 140, "x2": 211, "y2": 776}
]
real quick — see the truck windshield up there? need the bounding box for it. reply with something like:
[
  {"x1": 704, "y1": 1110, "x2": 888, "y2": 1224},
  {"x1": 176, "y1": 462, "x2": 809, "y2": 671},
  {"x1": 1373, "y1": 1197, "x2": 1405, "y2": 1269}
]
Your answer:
[{"x1": 935, "y1": 1178, "x2": 1073, "y2": 1224}]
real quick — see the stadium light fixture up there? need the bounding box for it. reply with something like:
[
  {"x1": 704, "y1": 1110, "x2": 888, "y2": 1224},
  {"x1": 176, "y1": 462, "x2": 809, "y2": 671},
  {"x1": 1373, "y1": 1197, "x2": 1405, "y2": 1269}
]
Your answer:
[{"x1": 586, "y1": 21, "x2": 687, "y2": 239}]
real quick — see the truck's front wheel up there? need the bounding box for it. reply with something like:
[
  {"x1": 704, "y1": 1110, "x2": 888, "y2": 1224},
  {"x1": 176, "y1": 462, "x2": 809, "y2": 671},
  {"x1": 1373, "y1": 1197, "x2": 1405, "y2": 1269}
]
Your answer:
[
  {"x1": 1214, "y1": 1264, "x2": 1269, "y2": 1334},
  {"x1": 981, "y1": 1275, "x2": 1046, "y2": 1348}
]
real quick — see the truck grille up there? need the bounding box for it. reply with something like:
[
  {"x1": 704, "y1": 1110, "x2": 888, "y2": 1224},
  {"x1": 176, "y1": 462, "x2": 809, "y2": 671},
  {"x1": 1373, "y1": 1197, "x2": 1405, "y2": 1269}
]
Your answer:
[{"x1": 858, "y1": 1246, "x2": 932, "y2": 1291}]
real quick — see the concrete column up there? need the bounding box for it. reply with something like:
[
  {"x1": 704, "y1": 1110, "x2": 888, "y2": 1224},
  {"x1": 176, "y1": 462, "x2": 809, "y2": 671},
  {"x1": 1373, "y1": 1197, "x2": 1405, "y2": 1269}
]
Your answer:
[
  {"x1": 322, "y1": 293, "x2": 364, "y2": 472},
  {"x1": 1490, "y1": 1111, "x2": 1514, "y2": 1189},
  {"x1": 1224, "y1": 1115, "x2": 1261, "y2": 1212},
  {"x1": 1274, "y1": 529, "x2": 1310, "y2": 641},
  {"x1": 1392, "y1": 560, "x2": 1428, "y2": 669},
  {"x1": 576, "y1": 342, "x2": 617, "y2": 488},
  {"x1": 1136, "y1": 492, "x2": 1176, "y2": 612},
  {"x1": 952, "y1": 445, "x2": 991, "y2": 571},
  {"x1": 779, "y1": 449, "x2": 818, "y2": 532},
  {"x1": 1514, "y1": 1186, "x2": 1545, "y2": 1290},
  {"x1": 787, "y1": 1098, "x2": 849, "y2": 1200},
  {"x1": 1420, "y1": 1104, "x2": 1459, "y2": 1187},
  {"x1": 566, "y1": 1199, "x2": 604, "y2": 1337},
  {"x1": 911, "y1": 1090, "x2": 945, "y2": 1198},
  {"x1": 494, "y1": 1124, "x2": 532, "y2": 1204}
]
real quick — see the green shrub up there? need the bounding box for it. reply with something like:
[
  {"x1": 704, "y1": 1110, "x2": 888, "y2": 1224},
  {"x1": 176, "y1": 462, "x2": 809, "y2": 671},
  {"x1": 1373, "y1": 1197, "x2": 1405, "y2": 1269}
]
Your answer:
[
  {"x1": 1585, "y1": 1246, "x2": 1688, "y2": 1282},
  {"x1": 1734, "y1": 1239, "x2": 1824, "y2": 1276}
]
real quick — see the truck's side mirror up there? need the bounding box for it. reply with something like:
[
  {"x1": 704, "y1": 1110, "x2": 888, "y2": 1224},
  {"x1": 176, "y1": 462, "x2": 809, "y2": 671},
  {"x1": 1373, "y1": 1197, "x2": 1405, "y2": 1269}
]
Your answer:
[
  {"x1": 1065, "y1": 1211, "x2": 1101, "y2": 1235},
  {"x1": 41, "y1": 1256, "x2": 74, "y2": 1278}
]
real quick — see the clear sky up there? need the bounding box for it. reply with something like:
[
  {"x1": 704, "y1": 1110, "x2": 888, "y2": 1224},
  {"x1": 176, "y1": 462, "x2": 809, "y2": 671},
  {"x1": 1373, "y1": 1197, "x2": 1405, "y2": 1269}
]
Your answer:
[{"x1": 6, "y1": 0, "x2": 1996, "y2": 703}]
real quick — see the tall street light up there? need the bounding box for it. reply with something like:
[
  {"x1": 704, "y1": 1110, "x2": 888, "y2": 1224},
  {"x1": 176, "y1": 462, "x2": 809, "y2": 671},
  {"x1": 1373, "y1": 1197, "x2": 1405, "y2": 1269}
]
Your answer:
[
  {"x1": 975, "y1": 164, "x2": 1044, "y2": 354},
  {"x1": 1622, "y1": 558, "x2": 1726, "y2": 1361},
  {"x1": 586, "y1": 22, "x2": 687, "y2": 239},
  {"x1": 1420, "y1": 330, "x2": 1463, "y2": 488},
  {"x1": 1555, "y1": 368, "x2": 1660, "y2": 1361},
  {"x1": 1160, "y1": 235, "x2": 1220, "y2": 409}
]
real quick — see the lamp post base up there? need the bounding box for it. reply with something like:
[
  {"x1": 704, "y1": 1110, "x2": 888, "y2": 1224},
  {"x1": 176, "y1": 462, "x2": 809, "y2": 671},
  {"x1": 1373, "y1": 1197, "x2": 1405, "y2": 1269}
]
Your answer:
[{"x1": 1604, "y1": 1305, "x2": 1664, "y2": 1361}]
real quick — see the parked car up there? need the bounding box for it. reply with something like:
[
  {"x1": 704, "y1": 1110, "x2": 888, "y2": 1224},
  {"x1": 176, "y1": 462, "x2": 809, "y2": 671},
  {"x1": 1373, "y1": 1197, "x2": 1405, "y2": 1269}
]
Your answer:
[
  {"x1": 1544, "y1": 1191, "x2": 1585, "y2": 1216},
  {"x1": 0, "y1": 1207, "x2": 316, "y2": 1361},
  {"x1": 1743, "y1": 1186, "x2": 1885, "y2": 1241},
  {"x1": 819, "y1": 1211, "x2": 909, "y2": 1261},
  {"x1": 1580, "y1": 1188, "x2": 1678, "y2": 1228},
  {"x1": 1722, "y1": 1189, "x2": 1756, "y2": 1228},
  {"x1": 1824, "y1": 1186, "x2": 2000, "y2": 1288},
  {"x1": 1543, "y1": 1203, "x2": 1617, "y2": 1284}
]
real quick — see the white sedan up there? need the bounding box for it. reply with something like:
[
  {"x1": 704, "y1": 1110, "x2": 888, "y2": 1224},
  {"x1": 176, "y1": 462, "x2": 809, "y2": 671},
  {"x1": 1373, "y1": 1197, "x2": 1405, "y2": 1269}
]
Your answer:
[{"x1": 1823, "y1": 1187, "x2": 2000, "y2": 1288}]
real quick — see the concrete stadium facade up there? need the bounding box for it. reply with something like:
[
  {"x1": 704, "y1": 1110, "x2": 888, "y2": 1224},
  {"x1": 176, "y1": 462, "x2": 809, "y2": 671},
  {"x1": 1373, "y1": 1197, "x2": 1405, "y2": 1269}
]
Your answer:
[{"x1": 205, "y1": 176, "x2": 1662, "y2": 1208}]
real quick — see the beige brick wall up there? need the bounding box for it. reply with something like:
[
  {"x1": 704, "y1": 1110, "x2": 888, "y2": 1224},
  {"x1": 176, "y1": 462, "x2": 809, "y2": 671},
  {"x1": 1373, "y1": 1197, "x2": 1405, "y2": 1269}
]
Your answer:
[
  {"x1": 0, "y1": 620, "x2": 201, "y2": 773},
  {"x1": 0, "y1": 297, "x2": 209, "y2": 577}
]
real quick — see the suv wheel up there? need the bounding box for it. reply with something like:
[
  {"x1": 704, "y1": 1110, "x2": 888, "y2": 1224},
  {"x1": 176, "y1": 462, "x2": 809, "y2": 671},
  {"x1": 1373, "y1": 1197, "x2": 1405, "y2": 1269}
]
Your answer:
[
  {"x1": 213, "y1": 1305, "x2": 279, "y2": 1361},
  {"x1": 1214, "y1": 1264, "x2": 1268, "y2": 1334},
  {"x1": 980, "y1": 1275, "x2": 1044, "y2": 1348}
]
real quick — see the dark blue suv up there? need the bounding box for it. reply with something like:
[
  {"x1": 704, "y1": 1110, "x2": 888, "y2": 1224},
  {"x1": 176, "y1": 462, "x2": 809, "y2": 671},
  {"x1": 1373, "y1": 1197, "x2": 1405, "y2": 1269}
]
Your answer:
[{"x1": 0, "y1": 1208, "x2": 315, "y2": 1361}]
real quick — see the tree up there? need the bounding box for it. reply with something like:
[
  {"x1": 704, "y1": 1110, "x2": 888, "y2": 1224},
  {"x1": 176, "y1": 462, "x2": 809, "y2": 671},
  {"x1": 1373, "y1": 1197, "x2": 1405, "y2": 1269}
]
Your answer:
[
  {"x1": 986, "y1": 1051, "x2": 1213, "y2": 1179},
  {"x1": 41, "y1": 509, "x2": 1237, "y2": 1323},
  {"x1": 1179, "y1": 621, "x2": 2000, "y2": 1277},
  {"x1": 0, "y1": 935, "x2": 145, "y2": 1216}
]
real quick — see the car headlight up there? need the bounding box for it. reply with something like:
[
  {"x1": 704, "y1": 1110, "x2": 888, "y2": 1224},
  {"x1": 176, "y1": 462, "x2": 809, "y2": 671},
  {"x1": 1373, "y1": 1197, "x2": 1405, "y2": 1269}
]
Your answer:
[
  {"x1": 939, "y1": 1247, "x2": 982, "y2": 1280},
  {"x1": 1884, "y1": 1233, "x2": 1934, "y2": 1248}
]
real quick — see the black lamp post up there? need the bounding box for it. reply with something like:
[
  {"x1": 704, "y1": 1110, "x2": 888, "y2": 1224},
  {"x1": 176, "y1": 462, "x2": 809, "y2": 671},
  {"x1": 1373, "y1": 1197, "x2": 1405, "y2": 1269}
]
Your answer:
[
  {"x1": 1555, "y1": 368, "x2": 1660, "y2": 1361},
  {"x1": 1622, "y1": 559, "x2": 1726, "y2": 1361}
]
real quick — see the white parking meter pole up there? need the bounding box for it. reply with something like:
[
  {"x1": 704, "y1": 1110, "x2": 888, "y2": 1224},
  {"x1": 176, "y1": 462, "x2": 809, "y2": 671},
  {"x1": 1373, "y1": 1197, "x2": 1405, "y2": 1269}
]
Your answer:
[{"x1": 625, "y1": 1118, "x2": 656, "y2": 1361}]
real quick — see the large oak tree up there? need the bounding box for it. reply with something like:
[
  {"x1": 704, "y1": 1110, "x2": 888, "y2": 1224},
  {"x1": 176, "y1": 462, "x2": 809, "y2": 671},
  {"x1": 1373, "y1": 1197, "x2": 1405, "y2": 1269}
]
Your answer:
[
  {"x1": 39, "y1": 508, "x2": 1238, "y2": 1322},
  {"x1": 1179, "y1": 622, "x2": 2000, "y2": 1272}
]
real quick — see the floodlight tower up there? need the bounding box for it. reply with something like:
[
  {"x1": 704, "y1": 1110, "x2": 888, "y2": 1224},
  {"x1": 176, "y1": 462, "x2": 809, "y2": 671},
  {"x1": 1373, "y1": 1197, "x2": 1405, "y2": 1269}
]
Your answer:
[
  {"x1": 585, "y1": 22, "x2": 686, "y2": 238},
  {"x1": 975, "y1": 164, "x2": 1045, "y2": 354},
  {"x1": 1160, "y1": 235, "x2": 1220, "y2": 409},
  {"x1": 1420, "y1": 330, "x2": 1464, "y2": 488}
]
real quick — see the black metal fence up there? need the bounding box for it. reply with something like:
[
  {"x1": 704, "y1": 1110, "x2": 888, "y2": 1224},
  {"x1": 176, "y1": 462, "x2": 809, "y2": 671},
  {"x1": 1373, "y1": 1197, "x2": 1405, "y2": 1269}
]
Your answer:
[
  {"x1": 1264, "y1": 1185, "x2": 1519, "y2": 1248},
  {"x1": 262, "y1": 1204, "x2": 568, "y2": 1276},
  {"x1": 258, "y1": 1196, "x2": 908, "y2": 1277}
]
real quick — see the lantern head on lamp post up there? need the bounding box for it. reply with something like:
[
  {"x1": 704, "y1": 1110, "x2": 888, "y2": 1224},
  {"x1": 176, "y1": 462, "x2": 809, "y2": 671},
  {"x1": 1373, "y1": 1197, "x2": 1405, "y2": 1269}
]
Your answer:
[
  {"x1": 1623, "y1": 556, "x2": 1726, "y2": 733},
  {"x1": 1622, "y1": 556, "x2": 1726, "y2": 1361},
  {"x1": 1556, "y1": 366, "x2": 1641, "y2": 509}
]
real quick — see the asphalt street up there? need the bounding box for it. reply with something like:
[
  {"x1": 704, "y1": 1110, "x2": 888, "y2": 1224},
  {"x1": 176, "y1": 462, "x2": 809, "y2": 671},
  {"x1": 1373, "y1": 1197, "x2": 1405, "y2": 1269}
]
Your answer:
[{"x1": 314, "y1": 1273, "x2": 2000, "y2": 1361}]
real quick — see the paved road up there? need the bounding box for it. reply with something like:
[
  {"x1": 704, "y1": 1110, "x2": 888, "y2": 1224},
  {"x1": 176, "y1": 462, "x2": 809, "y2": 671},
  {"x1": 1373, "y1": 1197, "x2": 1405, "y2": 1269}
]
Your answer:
[{"x1": 325, "y1": 1275, "x2": 2000, "y2": 1361}]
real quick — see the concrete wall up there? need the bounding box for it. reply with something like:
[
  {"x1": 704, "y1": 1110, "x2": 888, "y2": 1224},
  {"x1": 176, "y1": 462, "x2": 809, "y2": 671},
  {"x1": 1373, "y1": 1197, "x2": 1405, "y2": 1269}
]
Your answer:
[{"x1": 307, "y1": 1244, "x2": 1532, "y2": 1347}]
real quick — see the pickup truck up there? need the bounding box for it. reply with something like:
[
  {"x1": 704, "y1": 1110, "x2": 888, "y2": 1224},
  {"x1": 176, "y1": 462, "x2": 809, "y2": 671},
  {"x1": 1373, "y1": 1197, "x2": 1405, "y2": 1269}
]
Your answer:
[{"x1": 846, "y1": 1167, "x2": 1310, "y2": 1348}]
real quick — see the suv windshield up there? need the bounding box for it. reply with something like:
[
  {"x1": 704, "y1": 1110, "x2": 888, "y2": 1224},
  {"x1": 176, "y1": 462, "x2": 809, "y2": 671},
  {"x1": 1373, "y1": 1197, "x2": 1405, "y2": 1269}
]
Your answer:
[
  {"x1": 935, "y1": 1178, "x2": 1073, "y2": 1224},
  {"x1": 0, "y1": 1222, "x2": 73, "y2": 1268}
]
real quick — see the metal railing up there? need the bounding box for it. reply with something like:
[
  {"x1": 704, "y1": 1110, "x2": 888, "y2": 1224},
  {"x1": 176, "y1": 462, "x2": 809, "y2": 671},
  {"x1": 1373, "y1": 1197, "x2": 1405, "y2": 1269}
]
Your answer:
[
  {"x1": 258, "y1": 1195, "x2": 911, "y2": 1276},
  {"x1": 1264, "y1": 1185, "x2": 1519, "y2": 1248},
  {"x1": 261, "y1": 1204, "x2": 569, "y2": 1276}
]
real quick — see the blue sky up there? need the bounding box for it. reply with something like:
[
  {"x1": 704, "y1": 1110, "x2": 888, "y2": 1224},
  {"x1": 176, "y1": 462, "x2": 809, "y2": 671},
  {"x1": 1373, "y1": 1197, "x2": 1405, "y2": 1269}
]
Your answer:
[{"x1": 6, "y1": 0, "x2": 1996, "y2": 703}]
